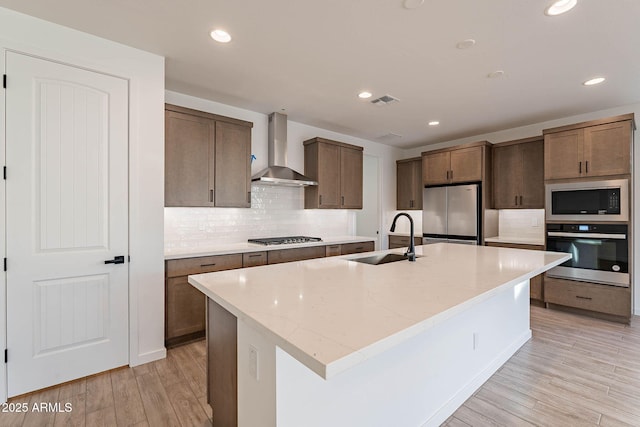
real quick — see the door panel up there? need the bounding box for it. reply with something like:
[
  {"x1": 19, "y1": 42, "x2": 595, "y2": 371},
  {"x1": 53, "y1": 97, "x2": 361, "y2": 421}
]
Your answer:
[
  {"x1": 6, "y1": 52, "x2": 129, "y2": 396},
  {"x1": 422, "y1": 186, "x2": 447, "y2": 235},
  {"x1": 446, "y1": 184, "x2": 478, "y2": 237}
]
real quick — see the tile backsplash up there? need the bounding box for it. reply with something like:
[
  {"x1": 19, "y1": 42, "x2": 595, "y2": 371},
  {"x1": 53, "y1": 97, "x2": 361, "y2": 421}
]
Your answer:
[
  {"x1": 497, "y1": 209, "x2": 545, "y2": 240},
  {"x1": 164, "y1": 185, "x2": 355, "y2": 249}
]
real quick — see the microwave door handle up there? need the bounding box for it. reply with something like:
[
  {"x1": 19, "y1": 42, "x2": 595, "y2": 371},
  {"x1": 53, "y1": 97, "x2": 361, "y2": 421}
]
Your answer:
[{"x1": 547, "y1": 232, "x2": 627, "y2": 239}]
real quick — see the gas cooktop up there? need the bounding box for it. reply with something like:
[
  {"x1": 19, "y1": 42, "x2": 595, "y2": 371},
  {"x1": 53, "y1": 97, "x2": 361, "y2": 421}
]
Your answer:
[{"x1": 248, "y1": 236, "x2": 323, "y2": 246}]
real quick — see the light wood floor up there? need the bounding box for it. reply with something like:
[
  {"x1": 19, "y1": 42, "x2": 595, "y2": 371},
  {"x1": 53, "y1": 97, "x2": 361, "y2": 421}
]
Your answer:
[{"x1": 3, "y1": 306, "x2": 639, "y2": 426}]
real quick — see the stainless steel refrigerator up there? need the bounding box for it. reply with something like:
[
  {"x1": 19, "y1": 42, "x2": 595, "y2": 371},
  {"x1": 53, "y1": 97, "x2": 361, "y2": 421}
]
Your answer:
[{"x1": 422, "y1": 183, "x2": 480, "y2": 245}]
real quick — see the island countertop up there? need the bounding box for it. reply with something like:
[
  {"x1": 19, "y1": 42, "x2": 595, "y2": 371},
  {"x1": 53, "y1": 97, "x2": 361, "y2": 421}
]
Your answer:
[{"x1": 189, "y1": 243, "x2": 570, "y2": 379}]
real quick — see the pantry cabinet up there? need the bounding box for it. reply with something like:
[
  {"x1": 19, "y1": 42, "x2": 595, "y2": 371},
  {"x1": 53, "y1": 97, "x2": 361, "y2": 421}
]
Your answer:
[
  {"x1": 304, "y1": 137, "x2": 363, "y2": 209},
  {"x1": 492, "y1": 137, "x2": 544, "y2": 209},
  {"x1": 396, "y1": 157, "x2": 423, "y2": 210},
  {"x1": 165, "y1": 104, "x2": 253, "y2": 207},
  {"x1": 544, "y1": 114, "x2": 633, "y2": 181}
]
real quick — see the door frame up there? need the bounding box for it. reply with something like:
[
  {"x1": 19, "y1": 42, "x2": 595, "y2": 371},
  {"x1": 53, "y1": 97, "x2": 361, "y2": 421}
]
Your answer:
[
  {"x1": 0, "y1": 10, "x2": 166, "y2": 402},
  {"x1": 356, "y1": 154, "x2": 382, "y2": 250}
]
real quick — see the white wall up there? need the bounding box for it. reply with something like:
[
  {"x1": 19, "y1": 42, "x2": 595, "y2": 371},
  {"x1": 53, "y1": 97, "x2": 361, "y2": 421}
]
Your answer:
[
  {"x1": 0, "y1": 5, "x2": 166, "y2": 388},
  {"x1": 165, "y1": 91, "x2": 402, "y2": 249},
  {"x1": 404, "y1": 103, "x2": 640, "y2": 315}
]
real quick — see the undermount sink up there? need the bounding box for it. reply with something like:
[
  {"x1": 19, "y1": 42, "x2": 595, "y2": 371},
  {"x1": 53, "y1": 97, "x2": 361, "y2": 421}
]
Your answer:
[{"x1": 349, "y1": 253, "x2": 421, "y2": 265}]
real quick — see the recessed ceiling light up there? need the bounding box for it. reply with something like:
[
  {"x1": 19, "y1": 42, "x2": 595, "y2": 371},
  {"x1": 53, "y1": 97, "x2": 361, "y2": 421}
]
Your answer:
[
  {"x1": 210, "y1": 29, "x2": 231, "y2": 43},
  {"x1": 358, "y1": 91, "x2": 372, "y2": 99},
  {"x1": 403, "y1": 0, "x2": 425, "y2": 10},
  {"x1": 544, "y1": 0, "x2": 577, "y2": 16},
  {"x1": 456, "y1": 39, "x2": 476, "y2": 49},
  {"x1": 583, "y1": 77, "x2": 605, "y2": 86},
  {"x1": 428, "y1": 121, "x2": 440, "y2": 126},
  {"x1": 487, "y1": 70, "x2": 505, "y2": 79}
]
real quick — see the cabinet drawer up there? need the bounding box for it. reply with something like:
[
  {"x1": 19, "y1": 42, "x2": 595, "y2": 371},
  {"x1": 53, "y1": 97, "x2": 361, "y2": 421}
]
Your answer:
[
  {"x1": 243, "y1": 251, "x2": 267, "y2": 267},
  {"x1": 166, "y1": 254, "x2": 243, "y2": 277},
  {"x1": 544, "y1": 277, "x2": 631, "y2": 317},
  {"x1": 485, "y1": 242, "x2": 544, "y2": 251},
  {"x1": 389, "y1": 236, "x2": 421, "y2": 249},
  {"x1": 267, "y1": 246, "x2": 326, "y2": 265},
  {"x1": 325, "y1": 244, "x2": 342, "y2": 257},
  {"x1": 341, "y1": 241, "x2": 374, "y2": 255}
]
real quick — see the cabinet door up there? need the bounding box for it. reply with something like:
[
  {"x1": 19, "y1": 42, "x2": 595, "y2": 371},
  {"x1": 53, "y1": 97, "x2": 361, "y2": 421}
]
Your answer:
[
  {"x1": 317, "y1": 143, "x2": 341, "y2": 208},
  {"x1": 325, "y1": 244, "x2": 342, "y2": 257},
  {"x1": 396, "y1": 161, "x2": 414, "y2": 210},
  {"x1": 411, "y1": 159, "x2": 423, "y2": 209},
  {"x1": 450, "y1": 147, "x2": 482, "y2": 183},
  {"x1": 165, "y1": 111, "x2": 215, "y2": 207},
  {"x1": 520, "y1": 140, "x2": 544, "y2": 208},
  {"x1": 544, "y1": 129, "x2": 583, "y2": 180},
  {"x1": 242, "y1": 252, "x2": 267, "y2": 267},
  {"x1": 422, "y1": 152, "x2": 450, "y2": 186},
  {"x1": 583, "y1": 121, "x2": 631, "y2": 177},
  {"x1": 340, "y1": 146, "x2": 363, "y2": 208},
  {"x1": 215, "y1": 121, "x2": 251, "y2": 207},
  {"x1": 492, "y1": 144, "x2": 521, "y2": 209},
  {"x1": 166, "y1": 276, "x2": 206, "y2": 340}
]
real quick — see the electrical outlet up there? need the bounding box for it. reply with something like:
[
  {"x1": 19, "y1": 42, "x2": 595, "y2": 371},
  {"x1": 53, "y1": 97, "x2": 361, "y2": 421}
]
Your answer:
[{"x1": 249, "y1": 345, "x2": 259, "y2": 380}]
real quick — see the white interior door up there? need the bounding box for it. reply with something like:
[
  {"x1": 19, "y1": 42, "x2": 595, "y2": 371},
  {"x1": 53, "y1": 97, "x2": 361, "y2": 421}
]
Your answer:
[{"x1": 6, "y1": 51, "x2": 129, "y2": 397}]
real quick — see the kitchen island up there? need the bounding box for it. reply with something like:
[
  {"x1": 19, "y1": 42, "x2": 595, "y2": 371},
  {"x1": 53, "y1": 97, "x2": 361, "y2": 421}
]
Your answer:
[{"x1": 189, "y1": 243, "x2": 570, "y2": 427}]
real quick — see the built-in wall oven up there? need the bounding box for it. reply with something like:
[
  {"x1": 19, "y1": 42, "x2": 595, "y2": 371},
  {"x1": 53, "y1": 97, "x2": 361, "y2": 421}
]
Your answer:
[
  {"x1": 546, "y1": 223, "x2": 629, "y2": 287},
  {"x1": 546, "y1": 179, "x2": 628, "y2": 222}
]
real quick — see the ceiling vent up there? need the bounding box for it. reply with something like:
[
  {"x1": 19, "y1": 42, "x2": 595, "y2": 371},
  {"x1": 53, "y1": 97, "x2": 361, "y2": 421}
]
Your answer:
[
  {"x1": 377, "y1": 133, "x2": 403, "y2": 142},
  {"x1": 370, "y1": 94, "x2": 400, "y2": 106}
]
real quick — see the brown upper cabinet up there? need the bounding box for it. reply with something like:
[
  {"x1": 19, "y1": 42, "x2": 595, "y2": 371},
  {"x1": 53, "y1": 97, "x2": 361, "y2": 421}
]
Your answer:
[
  {"x1": 165, "y1": 104, "x2": 253, "y2": 207},
  {"x1": 492, "y1": 137, "x2": 544, "y2": 209},
  {"x1": 304, "y1": 137, "x2": 364, "y2": 209},
  {"x1": 543, "y1": 114, "x2": 634, "y2": 181},
  {"x1": 422, "y1": 144, "x2": 485, "y2": 186},
  {"x1": 396, "y1": 157, "x2": 423, "y2": 210}
]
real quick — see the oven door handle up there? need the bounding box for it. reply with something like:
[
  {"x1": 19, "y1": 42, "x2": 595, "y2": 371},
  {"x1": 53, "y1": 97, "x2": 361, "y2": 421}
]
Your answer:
[{"x1": 547, "y1": 232, "x2": 627, "y2": 239}]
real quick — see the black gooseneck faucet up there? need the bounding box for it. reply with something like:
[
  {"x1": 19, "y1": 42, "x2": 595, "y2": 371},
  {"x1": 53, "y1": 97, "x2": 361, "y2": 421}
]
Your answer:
[{"x1": 390, "y1": 212, "x2": 416, "y2": 261}]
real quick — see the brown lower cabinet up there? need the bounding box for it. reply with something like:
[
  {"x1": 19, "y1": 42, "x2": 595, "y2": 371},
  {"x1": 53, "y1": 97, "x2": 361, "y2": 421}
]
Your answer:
[
  {"x1": 485, "y1": 241, "x2": 544, "y2": 304},
  {"x1": 166, "y1": 240, "x2": 374, "y2": 346},
  {"x1": 165, "y1": 254, "x2": 243, "y2": 347},
  {"x1": 544, "y1": 276, "x2": 631, "y2": 323},
  {"x1": 389, "y1": 235, "x2": 422, "y2": 249}
]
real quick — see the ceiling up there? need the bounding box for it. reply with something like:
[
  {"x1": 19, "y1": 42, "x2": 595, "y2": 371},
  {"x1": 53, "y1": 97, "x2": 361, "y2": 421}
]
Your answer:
[{"x1": 2, "y1": 0, "x2": 639, "y2": 148}]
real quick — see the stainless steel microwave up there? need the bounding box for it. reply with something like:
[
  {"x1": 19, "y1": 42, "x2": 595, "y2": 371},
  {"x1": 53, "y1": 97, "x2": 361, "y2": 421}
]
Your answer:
[{"x1": 545, "y1": 179, "x2": 629, "y2": 222}]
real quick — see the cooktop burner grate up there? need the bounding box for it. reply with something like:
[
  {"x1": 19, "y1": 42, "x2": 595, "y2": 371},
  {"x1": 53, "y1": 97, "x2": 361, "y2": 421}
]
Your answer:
[{"x1": 248, "y1": 236, "x2": 323, "y2": 245}]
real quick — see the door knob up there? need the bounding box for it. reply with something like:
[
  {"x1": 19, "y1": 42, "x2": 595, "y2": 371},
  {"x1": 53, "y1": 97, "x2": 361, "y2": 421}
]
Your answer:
[{"x1": 105, "y1": 256, "x2": 125, "y2": 264}]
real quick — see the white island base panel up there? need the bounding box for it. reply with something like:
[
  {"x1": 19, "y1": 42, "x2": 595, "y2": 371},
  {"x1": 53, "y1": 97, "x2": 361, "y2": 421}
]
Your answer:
[{"x1": 237, "y1": 279, "x2": 531, "y2": 427}]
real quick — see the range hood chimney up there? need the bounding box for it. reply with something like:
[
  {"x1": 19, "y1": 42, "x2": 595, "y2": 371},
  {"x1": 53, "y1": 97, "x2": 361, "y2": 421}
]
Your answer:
[{"x1": 251, "y1": 112, "x2": 318, "y2": 186}]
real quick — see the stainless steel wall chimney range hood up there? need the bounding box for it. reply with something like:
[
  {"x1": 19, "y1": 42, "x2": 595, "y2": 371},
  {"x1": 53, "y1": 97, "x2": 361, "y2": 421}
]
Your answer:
[{"x1": 251, "y1": 112, "x2": 318, "y2": 186}]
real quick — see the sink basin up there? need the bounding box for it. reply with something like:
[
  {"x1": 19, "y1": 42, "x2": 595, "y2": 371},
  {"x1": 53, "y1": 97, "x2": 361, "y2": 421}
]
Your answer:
[{"x1": 349, "y1": 253, "x2": 421, "y2": 265}]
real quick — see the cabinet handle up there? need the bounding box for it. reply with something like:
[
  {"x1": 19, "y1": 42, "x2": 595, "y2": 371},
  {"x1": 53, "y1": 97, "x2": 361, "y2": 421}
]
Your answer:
[
  {"x1": 450, "y1": 170, "x2": 453, "y2": 180},
  {"x1": 585, "y1": 161, "x2": 589, "y2": 173},
  {"x1": 575, "y1": 295, "x2": 592, "y2": 300},
  {"x1": 247, "y1": 191, "x2": 251, "y2": 204},
  {"x1": 355, "y1": 246, "x2": 364, "y2": 250},
  {"x1": 520, "y1": 195, "x2": 523, "y2": 205},
  {"x1": 319, "y1": 195, "x2": 322, "y2": 205},
  {"x1": 341, "y1": 196, "x2": 345, "y2": 206},
  {"x1": 410, "y1": 200, "x2": 413, "y2": 208},
  {"x1": 515, "y1": 195, "x2": 518, "y2": 206},
  {"x1": 248, "y1": 254, "x2": 262, "y2": 258},
  {"x1": 210, "y1": 189, "x2": 214, "y2": 203},
  {"x1": 579, "y1": 161, "x2": 582, "y2": 174},
  {"x1": 200, "y1": 263, "x2": 217, "y2": 267}
]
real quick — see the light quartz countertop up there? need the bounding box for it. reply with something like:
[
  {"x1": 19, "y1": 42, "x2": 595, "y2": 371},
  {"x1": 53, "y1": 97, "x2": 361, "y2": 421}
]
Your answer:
[
  {"x1": 189, "y1": 243, "x2": 569, "y2": 379},
  {"x1": 164, "y1": 235, "x2": 375, "y2": 260},
  {"x1": 484, "y1": 236, "x2": 545, "y2": 246}
]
